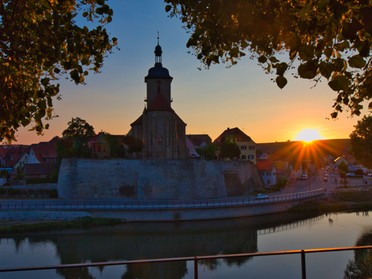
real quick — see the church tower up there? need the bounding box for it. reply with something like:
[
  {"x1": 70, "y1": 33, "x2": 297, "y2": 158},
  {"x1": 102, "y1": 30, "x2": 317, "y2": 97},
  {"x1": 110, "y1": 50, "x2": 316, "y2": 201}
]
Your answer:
[
  {"x1": 145, "y1": 37, "x2": 173, "y2": 109},
  {"x1": 129, "y1": 38, "x2": 187, "y2": 159}
]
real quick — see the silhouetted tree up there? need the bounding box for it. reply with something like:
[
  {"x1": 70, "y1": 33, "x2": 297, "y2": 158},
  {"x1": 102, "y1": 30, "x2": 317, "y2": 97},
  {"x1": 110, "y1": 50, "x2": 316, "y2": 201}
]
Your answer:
[
  {"x1": 196, "y1": 143, "x2": 217, "y2": 160},
  {"x1": 344, "y1": 228, "x2": 372, "y2": 279},
  {"x1": 350, "y1": 115, "x2": 372, "y2": 169},
  {"x1": 62, "y1": 117, "x2": 96, "y2": 138},
  {"x1": 0, "y1": 0, "x2": 117, "y2": 142},
  {"x1": 59, "y1": 117, "x2": 96, "y2": 158},
  {"x1": 220, "y1": 140, "x2": 241, "y2": 160}
]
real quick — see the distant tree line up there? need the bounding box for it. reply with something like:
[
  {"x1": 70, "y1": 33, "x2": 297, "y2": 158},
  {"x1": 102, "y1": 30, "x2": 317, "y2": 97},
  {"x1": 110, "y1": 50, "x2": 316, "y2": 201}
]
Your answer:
[{"x1": 57, "y1": 117, "x2": 143, "y2": 159}]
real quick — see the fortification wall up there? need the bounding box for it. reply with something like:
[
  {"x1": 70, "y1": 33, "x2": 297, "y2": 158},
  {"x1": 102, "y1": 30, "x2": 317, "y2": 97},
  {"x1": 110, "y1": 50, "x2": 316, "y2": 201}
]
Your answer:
[{"x1": 57, "y1": 159, "x2": 263, "y2": 200}]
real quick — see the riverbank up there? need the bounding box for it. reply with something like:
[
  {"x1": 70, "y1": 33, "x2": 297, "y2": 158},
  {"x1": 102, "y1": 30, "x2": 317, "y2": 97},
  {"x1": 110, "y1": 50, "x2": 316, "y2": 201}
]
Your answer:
[
  {"x1": 0, "y1": 217, "x2": 124, "y2": 234},
  {"x1": 0, "y1": 189, "x2": 324, "y2": 222},
  {"x1": 1, "y1": 189, "x2": 371, "y2": 234},
  {"x1": 290, "y1": 188, "x2": 372, "y2": 213}
]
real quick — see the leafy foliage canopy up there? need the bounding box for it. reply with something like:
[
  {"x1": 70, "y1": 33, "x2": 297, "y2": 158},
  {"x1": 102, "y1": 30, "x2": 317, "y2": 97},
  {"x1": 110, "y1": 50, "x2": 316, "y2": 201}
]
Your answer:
[
  {"x1": 0, "y1": 0, "x2": 116, "y2": 142},
  {"x1": 350, "y1": 115, "x2": 372, "y2": 168},
  {"x1": 165, "y1": 0, "x2": 371, "y2": 117}
]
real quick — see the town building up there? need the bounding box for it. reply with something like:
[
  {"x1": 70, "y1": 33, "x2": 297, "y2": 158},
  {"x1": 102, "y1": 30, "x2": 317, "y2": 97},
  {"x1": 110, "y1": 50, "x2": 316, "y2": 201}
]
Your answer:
[
  {"x1": 20, "y1": 137, "x2": 59, "y2": 180},
  {"x1": 88, "y1": 132, "x2": 114, "y2": 159},
  {"x1": 214, "y1": 127, "x2": 256, "y2": 163},
  {"x1": 128, "y1": 39, "x2": 187, "y2": 159},
  {"x1": 186, "y1": 134, "x2": 212, "y2": 158},
  {"x1": 0, "y1": 137, "x2": 60, "y2": 183},
  {"x1": 256, "y1": 159, "x2": 277, "y2": 187}
]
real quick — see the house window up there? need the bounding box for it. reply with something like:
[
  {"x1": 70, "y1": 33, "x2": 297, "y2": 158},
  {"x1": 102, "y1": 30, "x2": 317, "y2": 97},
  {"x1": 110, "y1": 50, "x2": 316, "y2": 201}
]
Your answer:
[
  {"x1": 241, "y1": 155, "x2": 246, "y2": 160},
  {"x1": 249, "y1": 145, "x2": 255, "y2": 150},
  {"x1": 241, "y1": 145, "x2": 247, "y2": 150}
]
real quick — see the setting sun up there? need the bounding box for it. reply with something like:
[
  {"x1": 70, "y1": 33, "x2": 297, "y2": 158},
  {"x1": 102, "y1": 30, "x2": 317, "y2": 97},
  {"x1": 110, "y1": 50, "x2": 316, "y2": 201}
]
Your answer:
[{"x1": 294, "y1": 128, "x2": 324, "y2": 143}]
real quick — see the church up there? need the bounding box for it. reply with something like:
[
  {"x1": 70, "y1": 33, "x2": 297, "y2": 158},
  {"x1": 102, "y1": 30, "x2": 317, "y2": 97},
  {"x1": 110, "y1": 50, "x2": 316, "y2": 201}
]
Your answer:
[{"x1": 127, "y1": 39, "x2": 187, "y2": 159}]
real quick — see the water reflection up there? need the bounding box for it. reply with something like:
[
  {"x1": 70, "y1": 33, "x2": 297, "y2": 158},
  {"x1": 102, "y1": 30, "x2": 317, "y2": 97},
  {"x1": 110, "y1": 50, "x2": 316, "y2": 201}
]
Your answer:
[{"x1": 1, "y1": 212, "x2": 321, "y2": 279}]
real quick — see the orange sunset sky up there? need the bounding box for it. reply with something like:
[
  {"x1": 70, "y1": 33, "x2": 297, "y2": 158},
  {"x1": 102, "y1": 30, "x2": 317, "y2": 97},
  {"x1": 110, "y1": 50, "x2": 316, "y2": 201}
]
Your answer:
[{"x1": 13, "y1": 0, "x2": 368, "y2": 145}]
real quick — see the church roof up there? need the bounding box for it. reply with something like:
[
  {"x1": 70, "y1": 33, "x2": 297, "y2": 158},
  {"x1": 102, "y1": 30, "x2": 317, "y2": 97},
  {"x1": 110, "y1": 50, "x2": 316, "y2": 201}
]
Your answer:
[
  {"x1": 145, "y1": 39, "x2": 172, "y2": 80},
  {"x1": 131, "y1": 114, "x2": 143, "y2": 127},
  {"x1": 146, "y1": 63, "x2": 172, "y2": 79}
]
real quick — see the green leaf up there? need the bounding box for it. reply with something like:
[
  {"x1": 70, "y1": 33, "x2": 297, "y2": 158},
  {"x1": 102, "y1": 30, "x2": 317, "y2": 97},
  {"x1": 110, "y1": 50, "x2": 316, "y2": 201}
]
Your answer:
[
  {"x1": 276, "y1": 75, "x2": 287, "y2": 89},
  {"x1": 328, "y1": 75, "x2": 349, "y2": 92},
  {"x1": 276, "y1": 62, "x2": 288, "y2": 76},
  {"x1": 258, "y1": 55, "x2": 267, "y2": 63},
  {"x1": 319, "y1": 61, "x2": 333, "y2": 79},
  {"x1": 332, "y1": 58, "x2": 346, "y2": 72},
  {"x1": 334, "y1": 41, "x2": 350, "y2": 51},
  {"x1": 41, "y1": 78, "x2": 50, "y2": 86},
  {"x1": 70, "y1": 70, "x2": 80, "y2": 83},
  {"x1": 348, "y1": 54, "x2": 366, "y2": 68},
  {"x1": 324, "y1": 47, "x2": 333, "y2": 59},
  {"x1": 298, "y1": 45, "x2": 314, "y2": 61},
  {"x1": 269, "y1": 56, "x2": 279, "y2": 63},
  {"x1": 165, "y1": 5, "x2": 172, "y2": 12},
  {"x1": 298, "y1": 60, "x2": 318, "y2": 79},
  {"x1": 289, "y1": 49, "x2": 298, "y2": 60}
]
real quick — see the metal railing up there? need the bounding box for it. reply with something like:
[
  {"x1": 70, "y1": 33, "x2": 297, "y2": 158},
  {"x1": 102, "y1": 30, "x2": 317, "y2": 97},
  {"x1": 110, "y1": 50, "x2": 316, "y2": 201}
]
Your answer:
[
  {"x1": 0, "y1": 188, "x2": 325, "y2": 211},
  {"x1": 1, "y1": 245, "x2": 371, "y2": 279}
]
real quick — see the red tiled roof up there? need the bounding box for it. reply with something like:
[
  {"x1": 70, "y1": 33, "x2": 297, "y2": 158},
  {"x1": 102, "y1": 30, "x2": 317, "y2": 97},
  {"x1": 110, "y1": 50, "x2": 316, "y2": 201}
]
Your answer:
[
  {"x1": 256, "y1": 160, "x2": 274, "y2": 172},
  {"x1": 0, "y1": 145, "x2": 29, "y2": 168},
  {"x1": 30, "y1": 138, "x2": 58, "y2": 162}
]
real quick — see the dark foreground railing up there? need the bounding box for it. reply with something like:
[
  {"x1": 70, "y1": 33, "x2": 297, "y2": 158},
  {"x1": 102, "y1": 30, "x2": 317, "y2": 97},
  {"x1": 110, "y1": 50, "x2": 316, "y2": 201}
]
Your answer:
[{"x1": 1, "y1": 245, "x2": 371, "y2": 279}]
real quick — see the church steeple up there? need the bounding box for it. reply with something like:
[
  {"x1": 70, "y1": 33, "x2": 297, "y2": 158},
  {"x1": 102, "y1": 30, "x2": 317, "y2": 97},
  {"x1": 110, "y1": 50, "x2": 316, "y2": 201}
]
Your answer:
[
  {"x1": 154, "y1": 33, "x2": 162, "y2": 65},
  {"x1": 145, "y1": 35, "x2": 173, "y2": 111}
]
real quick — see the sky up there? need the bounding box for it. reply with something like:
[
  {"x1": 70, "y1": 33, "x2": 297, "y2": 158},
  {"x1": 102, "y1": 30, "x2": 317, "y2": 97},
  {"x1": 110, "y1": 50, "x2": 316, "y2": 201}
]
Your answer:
[{"x1": 14, "y1": 0, "x2": 367, "y2": 145}]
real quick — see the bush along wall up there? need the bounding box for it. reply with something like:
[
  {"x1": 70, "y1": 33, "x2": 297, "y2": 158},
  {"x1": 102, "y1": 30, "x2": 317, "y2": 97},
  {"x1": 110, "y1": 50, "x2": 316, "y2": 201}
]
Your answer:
[{"x1": 0, "y1": 188, "x2": 58, "y2": 198}]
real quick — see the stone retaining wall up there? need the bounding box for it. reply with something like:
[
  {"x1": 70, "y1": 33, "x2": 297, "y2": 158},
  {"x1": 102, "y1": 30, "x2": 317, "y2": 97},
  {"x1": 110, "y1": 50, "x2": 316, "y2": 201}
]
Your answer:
[{"x1": 57, "y1": 159, "x2": 263, "y2": 200}]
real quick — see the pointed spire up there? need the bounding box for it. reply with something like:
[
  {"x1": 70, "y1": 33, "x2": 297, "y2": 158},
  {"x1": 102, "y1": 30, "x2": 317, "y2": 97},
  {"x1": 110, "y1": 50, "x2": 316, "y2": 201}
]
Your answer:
[{"x1": 154, "y1": 32, "x2": 162, "y2": 65}]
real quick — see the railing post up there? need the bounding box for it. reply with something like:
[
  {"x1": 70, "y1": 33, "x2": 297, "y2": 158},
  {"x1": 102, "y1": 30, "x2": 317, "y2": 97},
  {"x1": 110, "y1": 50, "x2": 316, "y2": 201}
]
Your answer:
[
  {"x1": 194, "y1": 256, "x2": 198, "y2": 279},
  {"x1": 301, "y1": 249, "x2": 306, "y2": 279}
]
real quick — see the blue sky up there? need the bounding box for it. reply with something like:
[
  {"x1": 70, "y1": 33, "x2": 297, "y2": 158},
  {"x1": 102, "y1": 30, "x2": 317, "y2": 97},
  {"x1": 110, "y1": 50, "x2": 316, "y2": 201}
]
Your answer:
[{"x1": 15, "y1": 0, "x2": 364, "y2": 144}]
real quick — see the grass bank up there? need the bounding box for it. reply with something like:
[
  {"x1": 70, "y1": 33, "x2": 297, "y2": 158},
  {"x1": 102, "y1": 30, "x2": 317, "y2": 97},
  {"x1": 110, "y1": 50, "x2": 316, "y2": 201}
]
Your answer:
[{"x1": 0, "y1": 217, "x2": 125, "y2": 234}]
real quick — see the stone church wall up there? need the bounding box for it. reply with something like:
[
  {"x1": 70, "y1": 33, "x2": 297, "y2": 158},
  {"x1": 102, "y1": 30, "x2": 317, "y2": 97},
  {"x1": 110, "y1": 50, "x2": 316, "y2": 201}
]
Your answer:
[{"x1": 57, "y1": 159, "x2": 263, "y2": 200}]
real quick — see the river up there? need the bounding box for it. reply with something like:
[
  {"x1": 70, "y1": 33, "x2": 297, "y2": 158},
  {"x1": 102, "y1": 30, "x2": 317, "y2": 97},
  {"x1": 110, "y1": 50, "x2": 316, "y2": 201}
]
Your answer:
[{"x1": 0, "y1": 211, "x2": 371, "y2": 279}]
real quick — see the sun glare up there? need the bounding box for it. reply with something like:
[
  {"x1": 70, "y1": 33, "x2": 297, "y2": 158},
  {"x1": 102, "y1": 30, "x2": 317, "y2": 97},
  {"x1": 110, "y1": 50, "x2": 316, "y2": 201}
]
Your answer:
[{"x1": 294, "y1": 128, "x2": 324, "y2": 143}]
